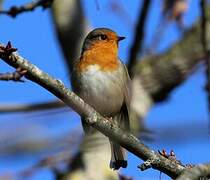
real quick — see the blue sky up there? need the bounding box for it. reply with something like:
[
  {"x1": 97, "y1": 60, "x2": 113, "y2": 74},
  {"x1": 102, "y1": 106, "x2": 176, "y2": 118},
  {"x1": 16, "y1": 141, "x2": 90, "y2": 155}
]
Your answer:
[{"x1": 0, "y1": 0, "x2": 210, "y2": 179}]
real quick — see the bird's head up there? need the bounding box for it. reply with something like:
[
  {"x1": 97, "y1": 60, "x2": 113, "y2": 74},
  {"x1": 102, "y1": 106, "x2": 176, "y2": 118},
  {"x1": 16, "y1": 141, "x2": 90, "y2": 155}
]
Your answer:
[{"x1": 81, "y1": 28, "x2": 125, "y2": 54}]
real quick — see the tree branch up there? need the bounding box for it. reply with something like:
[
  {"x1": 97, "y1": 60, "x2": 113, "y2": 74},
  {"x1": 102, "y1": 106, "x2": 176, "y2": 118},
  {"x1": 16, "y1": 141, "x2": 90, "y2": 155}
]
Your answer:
[
  {"x1": 0, "y1": 100, "x2": 65, "y2": 113},
  {"x1": 0, "y1": 67, "x2": 26, "y2": 82},
  {"x1": 129, "y1": 19, "x2": 205, "y2": 131},
  {"x1": 130, "y1": 6, "x2": 210, "y2": 122},
  {"x1": 176, "y1": 164, "x2": 210, "y2": 180},
  {"x1": 0, "y1": 0, "x2": 54, "y2": 18},
  {"x1": 0, "y1": 43, "x2": 185, "y2": 179},
  {"x1": 133, "y1": 23, "x2": 205, "y2": 102},
  {"x1": 128, "y1": 0, "x2": 151, "y2": 76}
]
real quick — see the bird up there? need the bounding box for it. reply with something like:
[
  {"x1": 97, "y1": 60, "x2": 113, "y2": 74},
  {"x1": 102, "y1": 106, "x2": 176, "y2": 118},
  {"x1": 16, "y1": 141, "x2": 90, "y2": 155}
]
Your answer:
[{"x1": 72, "y1": 28, "x2": 130, "y2": 170}]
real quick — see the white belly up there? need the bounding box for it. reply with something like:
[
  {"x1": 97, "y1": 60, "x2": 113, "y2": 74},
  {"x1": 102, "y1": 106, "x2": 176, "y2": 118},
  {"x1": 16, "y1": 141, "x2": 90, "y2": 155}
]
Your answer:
[{"x1": 76, "y1": 64, "x2": 124, "y2": 116}]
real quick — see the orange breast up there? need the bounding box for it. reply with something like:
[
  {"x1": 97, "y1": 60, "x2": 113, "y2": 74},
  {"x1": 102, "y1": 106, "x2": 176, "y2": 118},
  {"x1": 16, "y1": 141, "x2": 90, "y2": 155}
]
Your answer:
[{"x1": 77, "y1": 43, "x2": 120, "y2": 72}]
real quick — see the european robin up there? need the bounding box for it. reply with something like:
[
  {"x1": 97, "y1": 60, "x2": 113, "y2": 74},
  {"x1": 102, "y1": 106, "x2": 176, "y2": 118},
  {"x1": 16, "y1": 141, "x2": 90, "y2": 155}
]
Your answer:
[{"x1": 72, "y1": 28, "x2": 130, "y2": 170}]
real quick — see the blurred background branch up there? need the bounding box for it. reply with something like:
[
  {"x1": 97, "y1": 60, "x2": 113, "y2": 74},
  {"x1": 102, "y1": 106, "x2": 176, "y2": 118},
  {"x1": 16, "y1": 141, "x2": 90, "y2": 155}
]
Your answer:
[
  {"x1": 0, "y1": 0, "x2": 54, "y2": 18},
  {"x1": 130, "y1": 13, "x2": 205, "y2": 133},
  {"x1": 51, "y1": 0, "x2": 87, "y2": 75},
  {"x1": 0, "y1": 67, "x2": 26, "y2": 82},
  {"x1": 127, "y1": 0, "x2": 151, "y2": 76},
  {"x1": 0, "y1": 100, "x2": 65, "y2": 113}
]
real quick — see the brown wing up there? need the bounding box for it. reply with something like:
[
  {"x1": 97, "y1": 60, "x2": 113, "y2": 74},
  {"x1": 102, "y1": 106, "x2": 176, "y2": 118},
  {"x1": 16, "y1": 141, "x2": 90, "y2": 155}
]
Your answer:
[
  {"x1": 114, "y1": 63, "x2": 131, "y2": 131},
  {"x1": 123, "y1": 63, "x2": 131, "y2": 111},
  {"x1": 109, "y1": 63, "x2": 131, "y2": 169}
]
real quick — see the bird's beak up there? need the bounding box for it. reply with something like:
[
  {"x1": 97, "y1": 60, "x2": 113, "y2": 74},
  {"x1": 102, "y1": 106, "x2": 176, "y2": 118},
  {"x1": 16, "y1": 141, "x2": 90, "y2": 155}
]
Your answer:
[{"x1": 118, "y1": 36, "x2": 125, "y2": 41}]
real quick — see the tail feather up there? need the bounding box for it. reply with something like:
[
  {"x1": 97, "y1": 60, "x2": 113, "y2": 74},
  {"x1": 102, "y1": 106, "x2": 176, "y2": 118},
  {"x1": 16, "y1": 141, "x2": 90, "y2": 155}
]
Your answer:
[{"x1": 109, "y1": 140, "x2": 127, "y2": 170}]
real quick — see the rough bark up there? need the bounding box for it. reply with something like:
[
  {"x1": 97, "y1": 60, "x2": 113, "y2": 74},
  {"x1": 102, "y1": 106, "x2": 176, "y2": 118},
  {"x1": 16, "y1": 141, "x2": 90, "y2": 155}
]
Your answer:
[{"x1": 176, "y1": 164, "x2": 210, "y2": 180}]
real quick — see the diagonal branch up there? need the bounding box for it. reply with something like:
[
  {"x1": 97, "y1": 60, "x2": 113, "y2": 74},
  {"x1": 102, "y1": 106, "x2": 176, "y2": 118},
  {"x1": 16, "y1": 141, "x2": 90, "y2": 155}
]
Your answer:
[
  {"x1": 0, "y1": 43, "x2": 185, "y2": 179},
  {"x1": 128, "y1": 0, "x2": 151, "y2": 76},
  {"x1": 0, "y1": 0, "x2": 54, "y2": 18},
  {"x1": 129, "y1": 19, "x2": 205, "y2": 130}
]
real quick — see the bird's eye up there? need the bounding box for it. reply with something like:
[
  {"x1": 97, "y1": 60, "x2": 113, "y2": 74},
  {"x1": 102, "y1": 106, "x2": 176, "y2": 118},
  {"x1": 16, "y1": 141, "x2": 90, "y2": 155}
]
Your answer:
[{"x1": 100, "y1": 34, "x2": 107, "y2": 40}]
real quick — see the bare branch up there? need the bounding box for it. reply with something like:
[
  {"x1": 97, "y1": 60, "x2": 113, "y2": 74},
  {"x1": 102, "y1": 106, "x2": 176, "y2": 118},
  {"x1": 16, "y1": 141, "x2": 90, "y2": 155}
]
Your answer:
[
  {"x1": 0, "y1": 100, "x2": 65, "y2": 113},
  {"x1": 0, "y1": 67, "x2": 26, "y2": 82},
  {"x1": 0, "y1": 43, "x2": 185, "y2": 179},
  {"x1": 128, "y1": 0, "x2": 151, "y2": 75},
  {"x1": 176, "y1": 164, "x2": 210, "y2": 180},
  {"x1": 17, "y1": 150, "x2": 74, "y2": 179},
  {"x1": 0, "y1": 0, "x2": 54, "y2": 18},
  {"x1": 139, "y1": 149, "x2": 190, "y2": 172}
]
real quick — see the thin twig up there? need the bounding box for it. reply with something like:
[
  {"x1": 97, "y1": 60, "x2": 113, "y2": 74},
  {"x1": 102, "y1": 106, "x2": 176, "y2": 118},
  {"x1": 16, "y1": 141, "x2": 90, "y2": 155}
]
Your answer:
[
  {"x1": 144, "y1": 15, "x2": 169, "y2": 56},
  {"x1": 0, "y1": 42, "x2": 186, "y2": 179},
  {"x1": 0, "y1": 133, "x2": 80, "y2": 179},
  {"x1": 0, "y1": 67, "x2": 26, "y2": 82},
  {"x1": 0, "y1": 0, "x2": 54, "y2": 18},
  {"x1": 94, "y1": 0, "x2": 100, "y2": 10},
  {"x1": 18, "y1": 150, "x2": 74, "y2": 178},
  {"x1": 109, "y1": 0, "x2": 133, "y2": 29},
  {"x1": 128, "y1": 0, "x2": 151, "y2": 76}
]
